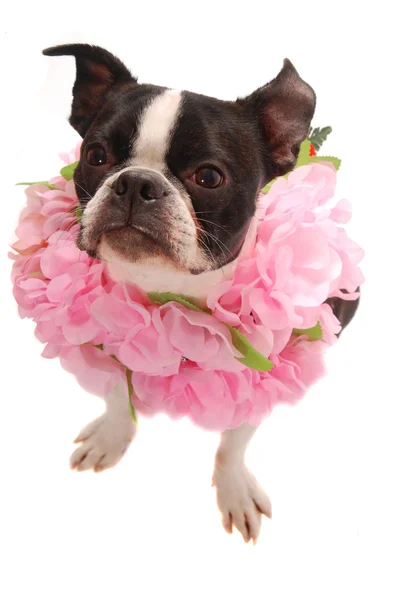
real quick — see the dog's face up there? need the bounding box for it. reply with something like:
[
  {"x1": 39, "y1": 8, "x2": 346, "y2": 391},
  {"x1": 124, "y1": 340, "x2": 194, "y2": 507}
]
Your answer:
[{"x1": 44, "y1": 44, "x2": 315, "y2": 276}]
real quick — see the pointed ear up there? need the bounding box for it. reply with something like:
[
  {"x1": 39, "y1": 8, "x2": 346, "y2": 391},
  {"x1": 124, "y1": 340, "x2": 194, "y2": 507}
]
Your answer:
[
  {"x1": 43, "y1": 44, "x2": 135, "y2": 137},
  {"x1": 239, "y1": 59, "x2": 316, "y2": 178}
]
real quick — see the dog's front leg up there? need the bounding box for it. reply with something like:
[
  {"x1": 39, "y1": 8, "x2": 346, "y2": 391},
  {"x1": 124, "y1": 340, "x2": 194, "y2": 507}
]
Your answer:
[
  {"x1": 213, "y1": 424, "x2": 272, "y2": 543},
  {"x1": 70, "y1": 381, "x2": 136, "y2": 472}
]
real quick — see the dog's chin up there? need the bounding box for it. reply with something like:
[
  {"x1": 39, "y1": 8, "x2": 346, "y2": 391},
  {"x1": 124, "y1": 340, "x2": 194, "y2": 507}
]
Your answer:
[{"x1": 100, "y1": 227, "x2": 165, "y2": 263}]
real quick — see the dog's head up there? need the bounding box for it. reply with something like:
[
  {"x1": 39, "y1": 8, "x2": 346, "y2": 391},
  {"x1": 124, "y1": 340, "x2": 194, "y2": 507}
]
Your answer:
[{"x1": 44, "y1": 44, "x2": 315, "y2": 279}]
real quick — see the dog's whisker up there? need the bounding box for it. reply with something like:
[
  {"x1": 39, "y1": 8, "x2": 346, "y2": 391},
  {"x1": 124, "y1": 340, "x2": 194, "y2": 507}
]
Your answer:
[
  {"x1": 196, "y1": 233, "x2": 216, "y2": 267},
  {"x1": 74, "y1": 181, "x2": 93, "y2": 199},
  {"x1": 200, "y1": 229, "x2": 233, "y2": 260},
  {"x1": 196, "y1": 217, "x2": 231, "y2": 235}
]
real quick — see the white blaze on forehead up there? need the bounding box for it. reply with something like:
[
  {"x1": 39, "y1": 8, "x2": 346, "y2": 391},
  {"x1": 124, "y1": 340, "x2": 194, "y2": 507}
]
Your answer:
[{"x1": 132, "y1": 89, "x2": 182, "y2": 171}]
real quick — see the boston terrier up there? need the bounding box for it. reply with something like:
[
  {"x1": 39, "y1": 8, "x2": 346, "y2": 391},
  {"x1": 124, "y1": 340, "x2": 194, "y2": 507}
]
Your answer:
[{"x1": 42, "y1": 44, "x2": 359, "y2": 543}]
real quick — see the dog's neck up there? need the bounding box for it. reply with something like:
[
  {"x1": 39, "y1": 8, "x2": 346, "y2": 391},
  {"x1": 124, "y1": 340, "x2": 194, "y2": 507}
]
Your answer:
[
  {"x1": 104, "y1": 256, "x2": 234, "y2": 303},
  {"x1": 103, "y1": 216, "x2": 258, "y2": 303}
]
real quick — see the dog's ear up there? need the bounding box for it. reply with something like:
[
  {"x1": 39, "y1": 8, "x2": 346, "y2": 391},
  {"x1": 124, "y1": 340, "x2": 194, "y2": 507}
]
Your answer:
[
  {"x1": 238, "y1": 60, "x2": 316, "y2": 179},
  {"x1": 43, "y1": 44, "x2": 135, "y2": 137}
]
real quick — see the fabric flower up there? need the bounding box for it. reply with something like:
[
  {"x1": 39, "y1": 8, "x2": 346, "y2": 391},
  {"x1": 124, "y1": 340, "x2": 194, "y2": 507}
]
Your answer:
[{"x1": 10, "y1": 149, "x2": 364, "y2": 432}]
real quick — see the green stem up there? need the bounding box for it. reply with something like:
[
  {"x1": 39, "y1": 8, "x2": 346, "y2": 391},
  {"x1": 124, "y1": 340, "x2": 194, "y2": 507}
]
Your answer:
[{"x1": 126, "y1": 368, "x2": 138, "y2": 425}]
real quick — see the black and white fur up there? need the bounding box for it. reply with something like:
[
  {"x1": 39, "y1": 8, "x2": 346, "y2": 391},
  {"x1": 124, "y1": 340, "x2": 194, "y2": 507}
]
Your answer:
[{"x1": 42, "y1": 44, "x2": 358, "y2": 543}]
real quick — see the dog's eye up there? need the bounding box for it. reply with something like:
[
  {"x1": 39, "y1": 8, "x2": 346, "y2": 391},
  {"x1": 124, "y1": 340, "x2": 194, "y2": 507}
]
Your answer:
[
  {"x1": 193, "y1": 167, "x2": 223, "y2": 189},
  {"x1": 86, "y1": 145, "x2": 108, "y2": 166}
]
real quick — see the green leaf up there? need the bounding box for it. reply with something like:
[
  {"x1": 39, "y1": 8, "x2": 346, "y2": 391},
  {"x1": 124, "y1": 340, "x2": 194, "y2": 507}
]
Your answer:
[
  {"x1": 28, "y1": 270, "x2": 43, "y2": 278},
  {"x1": 309, "y1": 126, "x2": 332, "y2": 151},
  {"x1": 89, "y1": 344, "x2": 138, "y2": 424},
  {"x1": 262, "y1": 140, "x2": 309, "y2": 194},
  {"x1": 126, "y1": 368, "x2": 138, "y2": 425},
  {"x1": 148, "y1": 292, "x2": 274, "y2": 372},
  {"x1": 262, "y1": 169, "x2": 293, "y2": 194},
  {"x1": 295, "y1": 139, "x2": 313, "y2": 167},
  {"x1": 76, "y1": 204, "x2": 83, "y2": 223},
  {"x1": 228, "y1": 327, "x2": 274, "y2": 371},
  {"x1": 261, "y1": 135, "x2": 340, "y2": 196},
  {"x1": 60, "y1": 160, "x2": 79, "y2": 181},
  {"x1": 16, "y1": 160, "x2": 79, "y2": 187},
  {"x1": 293, "y1": 322, "x2": 323, "y2": 341},
  {"x1": 295, "y1": 140, "x2": 341, "y2": 170},
  {"x1": 90, "y1": 344, "x2": 119, "y2": 364},
  {"x1": 147, "y1": 291, "x2": 210, "y2": 313},
  {"x1": 261, "y1": 177, "x2": 279, "y2": 194},
  {"x1": 16, "y1": 181, "x2": 57, "y2": 190},
  {"x1": 307, "y1": 156, "x2": 341, "y2": 170}
]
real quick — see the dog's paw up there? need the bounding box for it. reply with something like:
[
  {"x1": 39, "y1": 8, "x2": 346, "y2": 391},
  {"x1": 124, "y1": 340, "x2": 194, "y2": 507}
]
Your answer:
[
  {"x1": 212, "y1": 464, "x2": 272, "y2": 543},
  {"x1": 70, "y1": 414, "x2": 136, "y2": 473}
]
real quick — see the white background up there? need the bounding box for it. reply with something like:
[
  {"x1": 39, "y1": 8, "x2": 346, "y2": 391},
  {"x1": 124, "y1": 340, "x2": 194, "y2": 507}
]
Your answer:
[{"x1": 1, "y1": 2, "x2": 400, "y2": 599}]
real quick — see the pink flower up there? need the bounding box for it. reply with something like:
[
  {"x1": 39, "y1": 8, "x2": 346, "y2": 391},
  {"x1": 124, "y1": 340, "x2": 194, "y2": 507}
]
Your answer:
[
  {"x1": 58, "y1": 141, "x2": 81, "y2": 166},
  {"x1": 265, "y1": 223, "x2": 343, "y2": 307},
  {"x1": 11, "y1": 249, "x2": 46, "y2": 317},
  {"x1": 208, "y1": 162, "x2": 362, "y2": 337},
  {"x1": 91, "y1": 285, "x2": 181, "y2": 376},
  {"x1": 37, "y1": 245, "x2": 104, "y2": 348},
  {"x1": 267, "y1": 338, "x2": 327, "y2": 406},
  {"x1": 49, "y1": 142, "x2": 82, "y2": 191},
  {"x1": 131, "y1": 367, "x2": 258, "y2": 431},
  {"x1": 60, "y1": 345, "x2": 123, "y2": 398},
  {"x1": 157, "y1": 302, "x2": 242, "y2": 371},
  {"x1": 12, "y1": 182, "x2": 79, "y2": 255},
  {"x1": 11, "y1": 150, "x2": 364, "y2": 432},
  {"x1": 130, "y1": 335, "x2": 327, "y2": 431}
]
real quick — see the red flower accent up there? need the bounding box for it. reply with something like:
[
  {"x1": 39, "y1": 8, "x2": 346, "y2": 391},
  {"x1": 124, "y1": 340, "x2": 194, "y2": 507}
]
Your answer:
[{"x1": 309, "y1": 143, "x2": 316, "y2": 156}]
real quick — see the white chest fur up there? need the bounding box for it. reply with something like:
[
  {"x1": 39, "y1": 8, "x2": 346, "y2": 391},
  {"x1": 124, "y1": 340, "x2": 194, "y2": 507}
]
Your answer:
[
  {"x1": 102, "y1": 216, "x2": 257, "y2": 303},
  {"x1": 104, "y1": 255, "x2": 235, "y2": 303}
]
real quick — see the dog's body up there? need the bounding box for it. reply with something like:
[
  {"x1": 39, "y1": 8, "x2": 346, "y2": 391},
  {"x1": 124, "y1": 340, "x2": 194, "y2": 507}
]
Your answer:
[{"x1": 42, "y1": 44, "x2": 359, "y2": 543}]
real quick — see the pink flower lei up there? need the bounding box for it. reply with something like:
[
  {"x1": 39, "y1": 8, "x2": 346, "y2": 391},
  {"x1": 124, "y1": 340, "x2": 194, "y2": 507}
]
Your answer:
[{"x1": 10, "y1": 134, "x2": 364, "y2": 432}]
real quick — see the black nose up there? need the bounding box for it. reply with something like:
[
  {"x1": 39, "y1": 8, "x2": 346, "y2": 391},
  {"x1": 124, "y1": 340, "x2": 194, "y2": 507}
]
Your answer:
[{"x1": 113, "y1": 170, "x2": 165, "y2": 202}]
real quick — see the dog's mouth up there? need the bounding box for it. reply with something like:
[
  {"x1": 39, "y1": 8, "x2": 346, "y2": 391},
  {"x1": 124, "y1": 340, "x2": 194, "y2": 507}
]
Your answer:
[
  {"x1": 76, "y1": 193, "x2": 217, "y2": 273},
  {"x1": 101, "y1": 224, "x2": 167, "y2": 259}
]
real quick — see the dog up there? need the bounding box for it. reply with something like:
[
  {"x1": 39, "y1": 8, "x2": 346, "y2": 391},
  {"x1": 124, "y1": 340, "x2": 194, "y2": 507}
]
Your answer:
[{"x1": 42, "y1": 44, "x2": 359, "y2": 543}]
